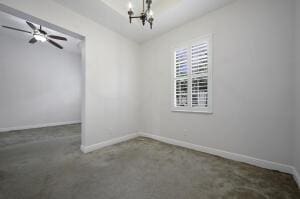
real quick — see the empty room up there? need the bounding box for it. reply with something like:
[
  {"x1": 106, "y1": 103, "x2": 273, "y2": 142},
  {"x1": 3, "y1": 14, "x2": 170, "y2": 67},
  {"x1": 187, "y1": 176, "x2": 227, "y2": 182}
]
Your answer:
[{"x1": 0, "y1": 0, "x2": 300, "y2": 198}]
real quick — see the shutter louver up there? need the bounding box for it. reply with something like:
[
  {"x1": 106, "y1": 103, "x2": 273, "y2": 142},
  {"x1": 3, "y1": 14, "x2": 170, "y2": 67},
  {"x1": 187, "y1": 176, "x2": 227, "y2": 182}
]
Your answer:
[
  {"x1": 175, "y1": 48, "x2": 188, "y2": 77},
  {"x1": 176, "y1": 79, "x2": 188, "y2": 107},
  {"x1": 191, "y1": 43, "x2": 208, "y2": 75},
  {"x1": 192, "y1": 76, "x2": 208, "y2": 108}
]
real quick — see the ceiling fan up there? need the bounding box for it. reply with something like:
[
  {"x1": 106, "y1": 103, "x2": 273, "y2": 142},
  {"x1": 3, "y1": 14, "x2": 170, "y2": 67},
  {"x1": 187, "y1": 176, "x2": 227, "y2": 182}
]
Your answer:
[{"x1": 1, "y1": 21, "x2": 67, "y2": 49}]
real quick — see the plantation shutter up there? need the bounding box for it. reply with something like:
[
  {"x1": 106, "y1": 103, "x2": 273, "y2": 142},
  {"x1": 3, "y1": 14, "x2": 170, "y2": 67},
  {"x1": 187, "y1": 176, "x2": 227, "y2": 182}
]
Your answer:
[
  {"x1": 191, "y1": 42, "x2": 209, "y2": 108},
  {"x1": 173, "y1": 36, "x2": 212, "y2": 113},
  {"x1": 175, "y1": 48, "x2": 188, "y2": 107}
]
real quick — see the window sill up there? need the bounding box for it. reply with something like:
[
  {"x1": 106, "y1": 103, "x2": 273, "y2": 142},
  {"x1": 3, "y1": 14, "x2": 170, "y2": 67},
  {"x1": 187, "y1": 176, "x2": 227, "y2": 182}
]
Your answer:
[{"x1": 172, "y1": 108, "x2": 213, "y2": 114}]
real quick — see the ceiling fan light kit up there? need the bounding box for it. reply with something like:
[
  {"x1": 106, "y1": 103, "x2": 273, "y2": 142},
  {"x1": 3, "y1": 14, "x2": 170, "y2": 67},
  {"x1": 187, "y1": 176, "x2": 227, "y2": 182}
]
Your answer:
[
  {"x1": 33, "y1": 31, "x2": 47, "y2": 42},
  {"x1": 128, "y1": 0, "x2": 154, "y2": 29},
  {"x1": 1, "y1": 21, "x2": 67, "y2": 49}
]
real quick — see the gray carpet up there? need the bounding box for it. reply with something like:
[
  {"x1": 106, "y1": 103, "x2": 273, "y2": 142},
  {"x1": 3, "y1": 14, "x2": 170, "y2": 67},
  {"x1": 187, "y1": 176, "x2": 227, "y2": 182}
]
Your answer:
[{"x1": 0, "y1": 124, "x2": 299, "y2": 199}]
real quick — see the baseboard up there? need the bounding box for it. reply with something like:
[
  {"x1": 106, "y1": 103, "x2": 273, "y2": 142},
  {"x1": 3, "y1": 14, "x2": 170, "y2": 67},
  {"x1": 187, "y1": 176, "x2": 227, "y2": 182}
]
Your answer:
[
  {"x1": 80, "y1": 133, "x2": 138, "y2": 153},
  {"x1": 73, "y1": 131, "x2": 300, "y2": 188},
  {"x1": 138, "y1": 132, "x2": 295, "y2": 175},
  {"x1": 293, "y1": 167, "x2": 300, "y2": 188},
  {"x1": 0, "y1": 121, "x2": 81, "y2": 132}
]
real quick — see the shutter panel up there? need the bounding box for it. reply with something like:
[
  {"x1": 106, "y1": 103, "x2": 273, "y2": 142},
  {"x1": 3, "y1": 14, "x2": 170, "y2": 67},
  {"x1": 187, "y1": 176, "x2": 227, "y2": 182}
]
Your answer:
[
  {"x1": 175, "y1": 48, "x2": 188, "y2": 77},
  {"x1": 191, "y1": 42, "x2": 208, "y2": 75},
  {"x1": 191, "y1": 41, "x2": 209, "y2": 108},
  {"x1": 192, "y1": 76, "x2": 208, "y2": 108},
  {"x1": 175, "y1": 79, "x2": 188, "y2": 107},
  {"x1": 175, "y1": 48, "x2": 189, "y2": 107}
]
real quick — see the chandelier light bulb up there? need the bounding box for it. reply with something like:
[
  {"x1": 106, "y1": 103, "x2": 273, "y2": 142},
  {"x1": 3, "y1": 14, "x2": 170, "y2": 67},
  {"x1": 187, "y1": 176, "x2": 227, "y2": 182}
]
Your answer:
[
  {"x1": 128, "y1": 2, "x2": 133, "y2": 10},
  {"x1": 149, "y1": 10, "x2": 153, "y2": 17}
]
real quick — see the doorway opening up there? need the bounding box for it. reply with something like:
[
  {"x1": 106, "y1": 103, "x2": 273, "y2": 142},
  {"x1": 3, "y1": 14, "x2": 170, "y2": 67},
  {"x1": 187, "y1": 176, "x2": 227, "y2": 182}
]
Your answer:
[{"x1": 0, "y1": 5, "x2": 86, "y2": 148}]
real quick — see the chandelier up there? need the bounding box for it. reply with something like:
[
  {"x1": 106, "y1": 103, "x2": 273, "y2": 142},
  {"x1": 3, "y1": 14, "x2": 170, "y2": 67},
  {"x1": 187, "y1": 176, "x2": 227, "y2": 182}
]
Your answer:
[{"x1": 128, "y1": 0, "x2": 154, "y2": 29}]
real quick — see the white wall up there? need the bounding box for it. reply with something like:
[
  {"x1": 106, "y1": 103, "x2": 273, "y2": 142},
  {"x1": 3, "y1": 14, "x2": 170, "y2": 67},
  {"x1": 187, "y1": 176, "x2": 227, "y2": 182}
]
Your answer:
[
  {"x1": 140, "y1": 0, "x2": 294, "y2": 165},
  {"x1": 1, "y1": 0, "x2": 298, "y2": 176},
  {"x1": 0, "y1": 33, "x2": 81, "y2": 131},
  {"x1": 0, "y1": 0, "x2": 140, "y2": 147},
  {"x1": 293, "y1": 0, "x2": 300, "y2": 179}
]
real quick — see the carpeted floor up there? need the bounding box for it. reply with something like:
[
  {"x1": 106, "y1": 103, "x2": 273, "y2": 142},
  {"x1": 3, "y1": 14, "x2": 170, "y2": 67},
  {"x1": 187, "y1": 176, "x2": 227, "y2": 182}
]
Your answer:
[{"x1": 0, "y1": 124, "x2": 299, "y2": 199}]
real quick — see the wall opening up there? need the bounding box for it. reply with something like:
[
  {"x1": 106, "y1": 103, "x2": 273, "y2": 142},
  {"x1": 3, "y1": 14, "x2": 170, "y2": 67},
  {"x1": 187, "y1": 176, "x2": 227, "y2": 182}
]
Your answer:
[{"x1": 0, "y1": 4, "x2": 86, "y2": 148}]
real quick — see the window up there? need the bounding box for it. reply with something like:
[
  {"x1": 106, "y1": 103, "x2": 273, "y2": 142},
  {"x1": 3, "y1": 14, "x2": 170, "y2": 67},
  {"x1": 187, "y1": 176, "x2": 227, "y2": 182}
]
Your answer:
[{"x1": 172, "y1": 35, "x2": 212, "y2": 113}]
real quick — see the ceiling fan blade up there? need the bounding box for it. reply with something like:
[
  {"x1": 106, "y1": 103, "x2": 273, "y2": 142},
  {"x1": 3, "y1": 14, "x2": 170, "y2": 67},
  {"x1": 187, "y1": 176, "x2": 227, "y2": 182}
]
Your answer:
[
  {"x1": 47, "y1": 39, "x2": 63, "y2": 49},
  {"x1": 26, "y1": 21, "x2": 37, "y2": 30},
  {"x1": 29, "y1": 38, "x2": 37, "y2": 44},
  {"x1": 48, "y1": 35, "x2": 67, "y2": 41},
  {"x1": 1, "y1": 25, "x2": 31, "y2": 34}
]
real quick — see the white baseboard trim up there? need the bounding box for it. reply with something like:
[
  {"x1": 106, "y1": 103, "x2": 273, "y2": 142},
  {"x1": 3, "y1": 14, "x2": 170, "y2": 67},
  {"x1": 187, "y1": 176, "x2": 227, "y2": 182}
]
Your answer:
[
  {"x1": 80, "y1": 133, "x2": 138, "y2": 153},
  {"x1": 293, "y1": 167, "x2": 300, "y2": 188},
  {"x1": 138, "y1": 133, "x2": 295, "y2": 175},
  {"x1": 78, "y1": 131, "x2": 300, "y2": 188},
  {"x1": 0, "y1": 121, "x2": 81, "y2": 132}
]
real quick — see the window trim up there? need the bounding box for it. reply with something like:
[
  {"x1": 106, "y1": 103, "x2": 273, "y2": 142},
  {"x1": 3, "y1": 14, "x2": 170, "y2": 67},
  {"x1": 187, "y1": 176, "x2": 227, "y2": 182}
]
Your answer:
[{"x1": 171, "y1": 34, "x2": 213, "y2": 114}]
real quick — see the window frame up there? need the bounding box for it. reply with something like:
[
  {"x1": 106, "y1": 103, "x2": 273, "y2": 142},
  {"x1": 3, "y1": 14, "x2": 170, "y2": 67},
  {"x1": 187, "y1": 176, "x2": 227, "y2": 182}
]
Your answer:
[{"x1": 171, "y1": 35, "x2": 213, "y2": 114}]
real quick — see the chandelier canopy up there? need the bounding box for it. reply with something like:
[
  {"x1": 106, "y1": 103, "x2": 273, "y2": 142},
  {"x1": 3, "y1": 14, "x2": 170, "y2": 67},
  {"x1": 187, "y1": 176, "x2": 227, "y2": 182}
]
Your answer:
[{"x1": 128, "y1": 0, "x2": 154, "y2": 29}]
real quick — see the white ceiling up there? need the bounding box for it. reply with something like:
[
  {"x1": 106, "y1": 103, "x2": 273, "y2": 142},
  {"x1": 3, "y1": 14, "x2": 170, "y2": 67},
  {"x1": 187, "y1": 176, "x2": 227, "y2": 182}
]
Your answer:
[
  {"x1": 0, "y1": 11, "x2": 81, "y2": 53},
  {"x1": 53, "y1": 0, "x2": 236, "y2": 43},
  {"x1": 101, "y1": 0, "x2": 181, "y2": 18}
]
